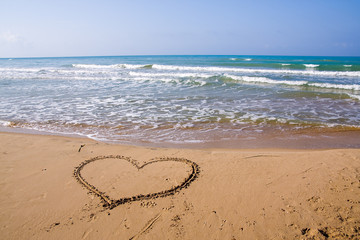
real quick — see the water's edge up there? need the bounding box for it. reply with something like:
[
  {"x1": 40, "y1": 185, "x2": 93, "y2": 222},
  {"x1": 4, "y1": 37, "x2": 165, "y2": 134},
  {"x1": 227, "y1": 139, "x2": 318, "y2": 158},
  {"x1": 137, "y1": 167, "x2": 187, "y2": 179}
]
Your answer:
[{"x1": 1, "y1": 126, "x2": 359, "y2": 150}]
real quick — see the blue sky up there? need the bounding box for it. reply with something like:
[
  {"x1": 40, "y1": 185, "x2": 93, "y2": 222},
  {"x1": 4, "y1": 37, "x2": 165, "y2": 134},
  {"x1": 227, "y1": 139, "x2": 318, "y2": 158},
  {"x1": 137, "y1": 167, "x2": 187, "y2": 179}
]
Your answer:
[{"x1": 1, "y1": 0, "x2": 359, "y2": 57}]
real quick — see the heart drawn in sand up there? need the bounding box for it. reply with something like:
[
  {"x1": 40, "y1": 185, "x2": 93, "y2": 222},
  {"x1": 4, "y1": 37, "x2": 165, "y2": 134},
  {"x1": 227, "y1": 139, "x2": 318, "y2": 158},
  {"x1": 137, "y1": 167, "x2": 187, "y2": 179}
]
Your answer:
[{"x1": 74, "y1": 155, "x2": 200, "y2": 209}]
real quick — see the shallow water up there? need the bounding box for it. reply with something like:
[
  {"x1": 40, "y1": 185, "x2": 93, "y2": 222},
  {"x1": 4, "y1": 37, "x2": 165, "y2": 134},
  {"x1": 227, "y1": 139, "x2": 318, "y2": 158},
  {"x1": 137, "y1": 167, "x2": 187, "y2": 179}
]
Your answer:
[{"x1": 1, "y1": 55, "x2": 359, "y2": 147}]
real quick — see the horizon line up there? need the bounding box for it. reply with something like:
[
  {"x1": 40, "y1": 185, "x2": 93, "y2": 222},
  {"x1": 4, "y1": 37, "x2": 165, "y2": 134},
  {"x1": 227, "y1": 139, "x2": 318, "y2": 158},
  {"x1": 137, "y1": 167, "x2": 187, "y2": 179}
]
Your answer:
[{"x1": 1, "y1": 54, "x2": 360, "y2": 59}]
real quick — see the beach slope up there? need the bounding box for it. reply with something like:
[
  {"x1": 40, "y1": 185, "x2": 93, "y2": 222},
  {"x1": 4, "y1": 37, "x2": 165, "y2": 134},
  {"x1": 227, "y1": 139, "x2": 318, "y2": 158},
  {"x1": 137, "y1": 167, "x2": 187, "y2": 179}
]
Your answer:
[{"x1": 0, "y1": 132, "x2": 359, "y2": 239}]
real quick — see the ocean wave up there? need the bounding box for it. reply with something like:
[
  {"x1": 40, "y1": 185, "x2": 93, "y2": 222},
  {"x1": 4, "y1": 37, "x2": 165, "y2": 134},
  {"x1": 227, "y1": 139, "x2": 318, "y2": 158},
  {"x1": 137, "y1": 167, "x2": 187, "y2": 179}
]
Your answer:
[
  {"x1": 281, "y1": 63, "x2": 291, "y2": 66},
  {"x1": 122, "y1": 76, "x2": 207, "y2": 86},
  {"x1": 225, "y1": 74, "x2": 308, "y2": 86},
  {"x1": 68, "y1": 64, "x2": 360, "y2": 77},
  {"x1": 308, "y1": 83, "x2": 360, "y2": 91},
  {"x1": 150, "y1": 64, "x2": 360, "y2": 77},
  {"x1": 344, "y1": 65, "x2": 352, "y2": 67},
  {"x1": 128, "y1": 71, "x2": 213, "y2": 78},
  {"x1": 225, "y1": 74, "x2": 360, "y2": 91}
]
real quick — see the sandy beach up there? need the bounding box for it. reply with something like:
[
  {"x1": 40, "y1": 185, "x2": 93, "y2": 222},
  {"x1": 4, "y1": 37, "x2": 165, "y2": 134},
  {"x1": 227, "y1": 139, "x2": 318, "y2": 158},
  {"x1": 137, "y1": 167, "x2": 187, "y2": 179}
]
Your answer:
[
  {"x1": 0, "y1": 132, "x2": 359, "y2": 239},
  {"x1": 2, "y1": 0, "x2": 360, "y2": 239}
]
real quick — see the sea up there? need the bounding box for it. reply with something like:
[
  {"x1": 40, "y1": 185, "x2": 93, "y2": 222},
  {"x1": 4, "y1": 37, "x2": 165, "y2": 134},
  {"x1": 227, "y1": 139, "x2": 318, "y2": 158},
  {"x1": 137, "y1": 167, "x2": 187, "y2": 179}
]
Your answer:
[{"x1": 0, "y1": 55, "x2": 359, "y2": 148}]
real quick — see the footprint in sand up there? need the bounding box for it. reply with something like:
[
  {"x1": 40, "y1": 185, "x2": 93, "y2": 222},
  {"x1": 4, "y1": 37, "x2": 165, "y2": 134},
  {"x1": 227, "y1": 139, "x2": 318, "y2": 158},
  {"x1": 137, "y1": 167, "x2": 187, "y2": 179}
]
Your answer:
[{"x1": 29, "y1": 192, "x2": 47, "y2": 202}]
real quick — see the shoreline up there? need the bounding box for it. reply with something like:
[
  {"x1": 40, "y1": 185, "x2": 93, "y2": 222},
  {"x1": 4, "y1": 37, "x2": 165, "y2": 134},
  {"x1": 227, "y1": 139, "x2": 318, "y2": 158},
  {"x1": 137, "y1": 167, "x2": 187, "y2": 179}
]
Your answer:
[
  {"x1": 1, "y1": 131, "x2": 359, "y2": 239},
  {"x1": 1, "y1": 126, "x2": 360, "y2": 150}
]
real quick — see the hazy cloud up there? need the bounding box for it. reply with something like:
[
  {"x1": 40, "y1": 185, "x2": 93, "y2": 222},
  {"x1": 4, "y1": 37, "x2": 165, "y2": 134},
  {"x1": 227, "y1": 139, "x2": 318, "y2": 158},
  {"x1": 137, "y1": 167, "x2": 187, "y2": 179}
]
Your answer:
[{"x1": 0, "y1": 31, "x2": 20, "y2": 43}]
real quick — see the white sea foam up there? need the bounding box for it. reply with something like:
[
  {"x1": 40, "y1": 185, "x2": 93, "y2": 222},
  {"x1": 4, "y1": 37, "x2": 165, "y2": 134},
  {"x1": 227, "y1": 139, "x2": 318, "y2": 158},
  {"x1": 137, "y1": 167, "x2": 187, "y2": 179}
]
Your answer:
[
  {"x1": 4, "y1": 64, "x2": 359, "y2": 79},
  {"x1": 225, "y1": 74, "x2": 360, "y2": 90},
  {"x1": 308, "y1": 83, "x2": 360, "y2": 91},
  {"x1": 72, "y1": 63, "x2": 145, "y2": 69},
  {"x1": 244, "y1": 58, "x2": 252, "y2": 61},
  {"x1": 304, "y1": 64, "x2": 319, "y2": 68},
  {"x1": 281, "y1": 63, "x2": 291, "y2": 66},
  {"x1": 121, "y1": 64, "x2": 149, "y2": 69},
  {"x1": 0, "y1": 120, "x2": 13, "y2": 126},
  {"x1": 128, "y1": 71, "x2": 212, "y2": 78},
  {"x1": 344, "y1": 65, "x2": 352, "y2": 67},
  {"x1": 226, "y1": 74, "x2": 307, "y2": 86},
  {"x1": 150, "y1": 64, "x2": 360, "y2": 77},
  {"x1": 347, "y1": 94, "x2": 360, "y2": 100},
  {"x1": 0, "y1": 67, "x2": 42, "y2": 72},
  {"x1": 72, "y1": 64, "x2": 115, "y2": 69}
]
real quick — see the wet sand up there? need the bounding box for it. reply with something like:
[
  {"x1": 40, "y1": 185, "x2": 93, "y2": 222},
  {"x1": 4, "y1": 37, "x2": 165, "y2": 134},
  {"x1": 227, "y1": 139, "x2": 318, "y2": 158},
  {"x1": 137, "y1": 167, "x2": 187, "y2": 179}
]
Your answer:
[{"x1": 0, "y1": 132, "x2": 359, "y2": 239}]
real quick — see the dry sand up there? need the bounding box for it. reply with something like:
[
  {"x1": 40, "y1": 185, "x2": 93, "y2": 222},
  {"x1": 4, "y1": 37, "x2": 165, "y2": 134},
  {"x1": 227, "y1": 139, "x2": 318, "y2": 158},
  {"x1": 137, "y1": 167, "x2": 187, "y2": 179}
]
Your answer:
[{"x1": 0, "y1": 132, "x2": 359, "y2": 239}]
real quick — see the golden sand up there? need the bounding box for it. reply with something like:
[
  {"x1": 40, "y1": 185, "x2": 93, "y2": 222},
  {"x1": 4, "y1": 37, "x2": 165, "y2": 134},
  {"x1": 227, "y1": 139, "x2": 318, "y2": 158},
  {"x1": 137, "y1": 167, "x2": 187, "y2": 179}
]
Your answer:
[{"x1": 0, "y1": 132, "x2": 359, "y2": 239}]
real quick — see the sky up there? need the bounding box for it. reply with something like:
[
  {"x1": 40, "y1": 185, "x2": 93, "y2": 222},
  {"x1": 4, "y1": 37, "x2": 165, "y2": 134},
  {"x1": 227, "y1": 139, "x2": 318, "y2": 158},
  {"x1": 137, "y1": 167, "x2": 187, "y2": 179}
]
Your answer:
[{"x1": 0, "y1": 0, "x2": 359, "y2": 58}]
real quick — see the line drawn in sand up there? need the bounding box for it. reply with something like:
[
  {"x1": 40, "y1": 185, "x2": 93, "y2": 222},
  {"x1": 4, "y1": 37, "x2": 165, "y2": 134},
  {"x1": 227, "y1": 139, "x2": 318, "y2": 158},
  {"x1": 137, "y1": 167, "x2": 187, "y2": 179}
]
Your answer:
[{"x1": 129, "y1": 212, "x2": 163, "y2": 240}]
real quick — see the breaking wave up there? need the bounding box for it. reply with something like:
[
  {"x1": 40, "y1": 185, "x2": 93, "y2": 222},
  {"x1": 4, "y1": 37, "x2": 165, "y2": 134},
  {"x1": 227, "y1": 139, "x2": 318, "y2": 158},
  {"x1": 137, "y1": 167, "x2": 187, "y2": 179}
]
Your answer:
[
  {"x1": 224, "y1": 74, "x2": 360, "y2": 91},
  {"x1": 304, "y1": 64, "x2": 319, "y2": 68},
  {"x1": 68, "y1": 63, "x2": 360, "y2": 77}
]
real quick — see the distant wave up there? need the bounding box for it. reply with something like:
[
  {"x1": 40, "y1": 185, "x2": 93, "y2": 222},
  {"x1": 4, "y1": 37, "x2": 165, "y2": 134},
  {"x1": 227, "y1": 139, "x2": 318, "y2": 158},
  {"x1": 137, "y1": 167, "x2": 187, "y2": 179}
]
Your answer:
[
  {"x1": 72, "y1": 63, "x2": 145, "y2": 69},
  {"x1": 141, "y1": 64, "x2": 153, "y2": 69},
  {"x1": 281, "y1": 63, "x2": 291, "y2": 66},
  {"x1": 304, "y1": 64, "x2": 319, "y2": 68},
  {"x1": 344, "y1": 65, "x2": 352, "y2": 67},
  {"x1": 72, "y1": 64, "x2": 114, "y2": 69}
]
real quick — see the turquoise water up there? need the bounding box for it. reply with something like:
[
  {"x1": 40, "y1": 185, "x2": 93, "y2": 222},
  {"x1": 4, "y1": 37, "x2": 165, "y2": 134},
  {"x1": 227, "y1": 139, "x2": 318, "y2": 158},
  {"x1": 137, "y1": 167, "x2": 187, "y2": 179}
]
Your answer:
[{"x1": 0, "y1": 55, "x2": 359, "y2": 147}]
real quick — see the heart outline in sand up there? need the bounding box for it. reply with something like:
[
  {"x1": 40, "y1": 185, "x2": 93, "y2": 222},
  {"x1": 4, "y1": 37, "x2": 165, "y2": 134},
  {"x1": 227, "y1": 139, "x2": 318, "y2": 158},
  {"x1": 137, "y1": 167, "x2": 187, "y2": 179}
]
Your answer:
[{"x1": 74, "y1": 155, "x2": 200, "y2": 209}]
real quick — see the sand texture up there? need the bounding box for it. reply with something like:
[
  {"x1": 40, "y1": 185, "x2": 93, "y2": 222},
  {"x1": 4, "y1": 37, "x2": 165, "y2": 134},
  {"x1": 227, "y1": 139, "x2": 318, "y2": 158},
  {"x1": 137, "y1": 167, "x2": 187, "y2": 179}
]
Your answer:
[{"x1": 0, "y1": 132, "x2": 359, "y2": 239}]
